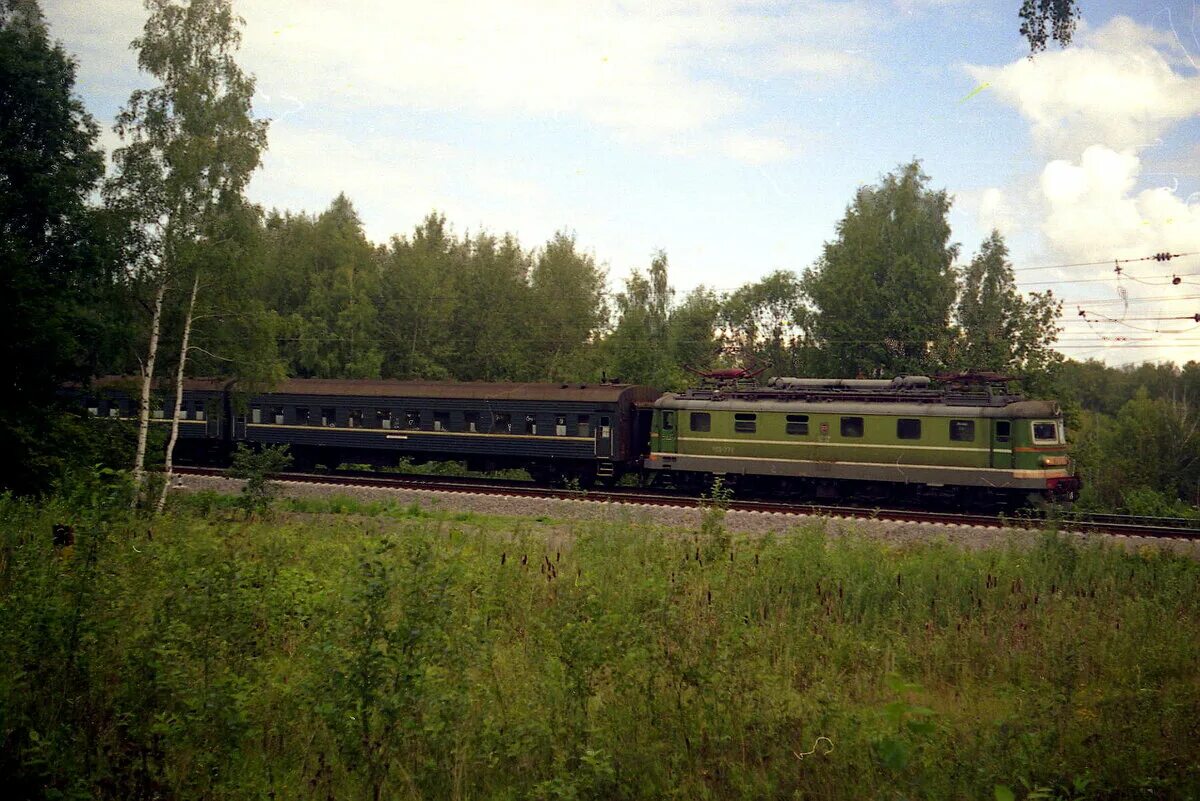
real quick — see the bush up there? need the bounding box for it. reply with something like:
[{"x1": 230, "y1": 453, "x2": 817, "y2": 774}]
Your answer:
[{"x1": 226, "y1": 444, "x2": 293, "y2": 517}]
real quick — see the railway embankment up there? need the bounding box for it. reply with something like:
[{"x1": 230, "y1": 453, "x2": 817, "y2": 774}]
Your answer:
[{"x1": 175, "y1": 473, "x2": 1200, "y2": 558}]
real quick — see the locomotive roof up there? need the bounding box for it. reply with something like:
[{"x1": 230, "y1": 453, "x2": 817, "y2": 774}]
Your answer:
[{"x1": 656, "y1": 395, "x2": 1061, "y2": 419}]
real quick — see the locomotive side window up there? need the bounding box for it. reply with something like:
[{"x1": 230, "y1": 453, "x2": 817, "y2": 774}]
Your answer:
[
  {"x1": 434, "y1": 411, "x2": 450, "y2": 431},
  {"x1": 1033, "y1": 421, "x2": 1058, "y2": 443},
  {"x1": 494, "y1": 412, "x2": 511, "y2": 433},
  {"x1": 897, "y1": 419, "x2": 921, "y2": 440},
  {"x1": 734, "y1": 413, "x2": 756, "y2": 433},
  {"x1": 662, "y1": 411, "x2": 674, "y2": 431},
  {"x1": 786, "y1": 414, "x2": 809, "y2": 435},
  {"x1": 949, "y1": 420, "x2": 974, "y2": 441},
  {"x1": 995, "y1": 421, "x2": 1011, "y2": 443},
  {"x1": 577, "y1": 414, "x2": 590, "y2": 436},
  {"x1": 465, "y1": 411, "x2": 480, "y2": 433},
  {"x1": 377, "y1": 409, "x2": 392, "y2": 429},
  {"x1": 296, "y1": 406, "x2": 310, "y2": 425},
  {"x1": 690, "y1": 412, "x2": 710, "y2": 432},
  {"x1": 840, "y1": 417, "x2": 864, "y2": 438},
  {"x1": 321, "y1": 407, "x2": 336, "y2": 427}
]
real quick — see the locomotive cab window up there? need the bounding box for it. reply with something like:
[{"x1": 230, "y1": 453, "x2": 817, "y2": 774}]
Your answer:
[
  {"x1": 897, "y1": 419, "x2": 921, "y2": 440},
  {"x1": 949, "y1": 420, "x2": 974, "y2": 442},
  {"x1": 734, "y1": 413, "x2": 757, "y2": 433},
  {"x1": 840, "y1": 416, "x2": 864, "y2": 438},
  {"x1": 434, "y1": 411, "x2": 450, "y2": 431},
  {"x1": 662, "y1": 411, "x2": 674, "y2": 431},
  {"x1": 1032, "y1": 421, "x2": 1059, "y2": 444},
  {"x1": 296, "y1": 406, "x2": 310, "y2": 426},
  {"x1": 377, "y1": 409, "x2": 392, "y2": 429},
  {"x1": 995, "y1": 421, "x2": 1011, "y2": 443},
  {"x1": 786, "y1": 414, "x2": 809, "y2": 435},
  {"x1": 465, "y1": 411, "x2": 480, "y2": 433},
  {"x1": 690, "y1": 412, "x2": 710, "y2": 432},
  {"x1": 321, "y1": 407, "x2": 336, "y2": 427}
]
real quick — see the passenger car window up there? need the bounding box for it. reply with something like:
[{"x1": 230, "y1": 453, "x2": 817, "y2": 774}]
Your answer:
[
  {"x1": 690, "y1": 412, "x2": 710, "y2": 432},
  {"x1": 576, "y1": 414, "x2": 590, "y2": 436},
  {"x1": 897, "y1": 419, "x2": 921, "y2": 440},
  {"x1": 734, "y1": 413, "x2": 756, "y2": 433},
  {"x1": 465, "y1": 411, "x2": 479, "y2": 433},
  {"x1": 377, "y1": 409, "x2": 392, "y2": 429},
  {"x1": 1033, "y1": 421, "x2": 1058, "y2": 443},
  {"x1": 435, "y1": 411, "x2": 451, "y2": 432},
  {"x1": 949, "y1": 419, "x2": 974, "y2": 441},
  {"x1": 493, "y1": 412, "x2": 511, "y2": 433},
  {"x1": 321, "y1": 407, "x2": 336, "y2": 427},
  {"x1": 840, "y1": 417, "x2": 864, "y2": 438},
  {"x1": 786, "y1": 414, "x2": 808, "y2": 435}
]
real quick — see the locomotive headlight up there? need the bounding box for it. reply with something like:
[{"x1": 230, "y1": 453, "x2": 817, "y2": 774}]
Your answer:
[{"x1": 1041, "y1": 455, "x2": 1069, "y2": 467}]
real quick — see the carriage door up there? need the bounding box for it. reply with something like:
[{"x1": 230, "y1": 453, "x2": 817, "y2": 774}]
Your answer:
[
  {"x1": 206, "y1": 399, "x2": 220, "y2": 437},
  {"x1": 657, "y1": 410, "x2": 678, "y2": 453},
  {"x1": 234, "y1": 412, "x2": 247, "y2": 440},
  {"x1": 990, "y1": 420, "x2": 1013, "y2": 469},
  {"x1": 595, "y1": 414, "x2": 613, "y2": 458}
]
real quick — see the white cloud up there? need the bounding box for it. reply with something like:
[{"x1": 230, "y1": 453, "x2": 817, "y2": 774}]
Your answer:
[
  {"x1": 967, "y1": 16, "x2": 1200, "y2": 154},
  {"x1": 1039, "y1": 145, "x2": 1200, "y2": 262},
  {"x1": 45, "y1": 0, "x2": 876, "y2": 160}
]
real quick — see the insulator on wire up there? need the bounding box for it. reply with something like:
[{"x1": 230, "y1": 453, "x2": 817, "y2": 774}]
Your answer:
[
  {"x1": 1077, "y1": 308, "x2": 1086, "y2": 317},
  {"x1": 1155, "y1": 252, "x2": 1173, "y2": 262},
  {"x1": 1173, "y1": 275, "x2": 1182, "y2": 285}
]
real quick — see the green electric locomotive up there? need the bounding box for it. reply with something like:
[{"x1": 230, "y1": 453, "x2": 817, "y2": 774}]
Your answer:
[{"x1": 645, "y1": 375, "x2": 1079, "y2": 506}]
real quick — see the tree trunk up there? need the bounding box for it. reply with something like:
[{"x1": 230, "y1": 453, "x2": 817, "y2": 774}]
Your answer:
[
  {"x1": 156, "y1": 271, "x2": 200, "y2": 514},
  {"x1": 131, "y1": 279, "x2": 167, "y2": 508}
]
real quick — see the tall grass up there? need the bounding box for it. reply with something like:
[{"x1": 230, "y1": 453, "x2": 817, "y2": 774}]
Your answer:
[{"x1": 2, "y1": 492, "x2": 1199, "y2": 799}]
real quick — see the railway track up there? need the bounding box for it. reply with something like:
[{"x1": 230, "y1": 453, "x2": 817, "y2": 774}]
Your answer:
[{"x1": 174, "y1": 466, "x2": 1200, "y2": 541}]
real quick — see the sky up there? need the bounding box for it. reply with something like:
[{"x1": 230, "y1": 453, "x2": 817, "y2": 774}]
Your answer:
[{"x1": 42, "y1": 0, "x2": 1200, "y2": 367}]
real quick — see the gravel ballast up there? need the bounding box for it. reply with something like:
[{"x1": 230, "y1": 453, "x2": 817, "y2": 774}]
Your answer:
[{"x1": 174, "y1": 474, "x2": 1200, "y2": 557}]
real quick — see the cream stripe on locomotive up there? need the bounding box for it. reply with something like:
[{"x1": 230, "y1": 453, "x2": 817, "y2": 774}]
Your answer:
[
  {"x1": 650, "y1": 452, "x2": 1066, "y2": 476},
  {"x1": 673, "y1": 436, "x2": 1011, "y2": 454}
]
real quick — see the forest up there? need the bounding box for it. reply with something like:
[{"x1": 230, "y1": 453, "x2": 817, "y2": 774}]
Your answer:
[{"x1": 2, "y1": 0, "x2": 1196, "y2": 516}]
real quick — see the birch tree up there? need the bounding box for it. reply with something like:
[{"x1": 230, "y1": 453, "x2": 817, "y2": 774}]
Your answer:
[{"x1": 107, "y1": 0, "x2": 267, "y2": 508}]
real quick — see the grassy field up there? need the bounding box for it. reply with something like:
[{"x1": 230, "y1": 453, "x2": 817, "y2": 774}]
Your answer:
[{"x1": 3, "y1": 488, "x2": 1200, "y2": 800}]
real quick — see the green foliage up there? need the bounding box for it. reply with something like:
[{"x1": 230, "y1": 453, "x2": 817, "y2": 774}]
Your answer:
[
  {"x1": 720, "y1": 270, "x2": 812, "y2": 375},
  {"x1": 3, "y1": 501, "x2": 1200, "y2": 797},
  {"x1": 0, "y1": 1, "x2": 128, "y2": 494},
  {"x1": 1019, "y1": 0, "x2": 1081, "y2": 53},
  {"x1": 953, "y1": 231, "x2": 1063, "y2": 379},
  {"x1": 1072, "y1": 390, "x2": 1200, "y2": 513},
  {"x1": 802, "y1": 161, "x2": 959, "y2": 376},
  {"x1": 226, "y1": 443, "x2": 292, "y2": 516}
]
